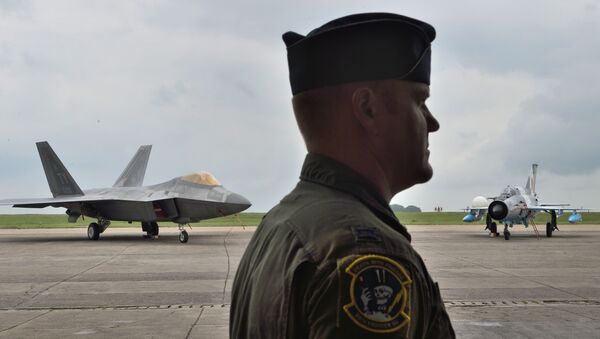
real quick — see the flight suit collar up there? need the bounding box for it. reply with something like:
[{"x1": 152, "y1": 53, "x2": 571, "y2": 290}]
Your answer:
[{"x1": 299, "y1": 153, "x2": 412, "y2": 242}]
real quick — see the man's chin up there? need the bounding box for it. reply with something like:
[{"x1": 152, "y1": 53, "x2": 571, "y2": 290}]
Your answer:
[
  {"x1": 415, "y1": 165, "x2": 434, "y2": 184},
  {"x1": 391, "y1": 162, "x2": 434, "y2": 193}
]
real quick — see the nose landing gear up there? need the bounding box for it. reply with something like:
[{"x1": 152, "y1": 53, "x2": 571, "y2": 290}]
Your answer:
[
  {"x1": 178, "y1": 224, "x2": 190, "y2": 243},
  {"x1": 485, "y1": 214, "x2": 500, "y2": 237}
]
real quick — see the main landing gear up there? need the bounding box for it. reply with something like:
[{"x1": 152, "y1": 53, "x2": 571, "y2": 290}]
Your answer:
[
  {"x1": 141, "y1": 222, "x2": 160, "y2": 238},
  {"x1": 87, "y1": 219, "x2": 110, "y2": 240},
  {"x1": 546, "y1": 210, "x2": 558, "y2": 237},
  {"x1": 503, "y1": 224, "x2": 511, "y2": 240}
]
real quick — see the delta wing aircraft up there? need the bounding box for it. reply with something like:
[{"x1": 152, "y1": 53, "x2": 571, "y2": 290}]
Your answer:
[
  {"x1": 462, "y1": 164, "x2": 587, "y2": 240},
  {"x1": 0, "y1": 142, "x2": 251, "y2": 243}
]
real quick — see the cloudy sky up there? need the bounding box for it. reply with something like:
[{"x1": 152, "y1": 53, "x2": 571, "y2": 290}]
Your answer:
[{"x1": 1, "y1": 0, "x2": 599, "y2": 215}]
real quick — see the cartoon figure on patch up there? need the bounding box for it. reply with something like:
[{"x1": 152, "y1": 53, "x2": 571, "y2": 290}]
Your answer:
[
  {"x1": 361, "y1": 284, "x2": 394, "y2": 320},
  {"x1": 343, "y1": 255, "x2": 412, "y2": 333}
]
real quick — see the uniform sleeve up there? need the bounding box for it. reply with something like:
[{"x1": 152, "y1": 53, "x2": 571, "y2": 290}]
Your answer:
[
  {"x1": 304, "y1": 254, "x2": 439, "y2": 339},
  {"x1": 287, "y1": 261, "x2": 318, "y2": 339},
  {"x1": 423, "y1": 282, "x2": 455, "y2": 339}
]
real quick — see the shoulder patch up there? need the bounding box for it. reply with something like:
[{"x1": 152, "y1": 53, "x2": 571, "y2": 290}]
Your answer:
[
  {"x1": 342, "y1": 255, "x2": 412, "y2": 333},
  {"x1": 351, "y1": 226, "x2": 382, "y2": 243}
]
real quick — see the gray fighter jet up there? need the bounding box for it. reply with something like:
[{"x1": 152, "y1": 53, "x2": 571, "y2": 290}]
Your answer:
[{"x1": 0, "y1": 141, "x2": 251, "y2": 243}]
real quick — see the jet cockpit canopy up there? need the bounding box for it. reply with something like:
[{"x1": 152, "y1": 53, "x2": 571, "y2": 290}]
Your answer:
[{"x1": 181, "y1": 172, "x2": 221, "y2": 186}]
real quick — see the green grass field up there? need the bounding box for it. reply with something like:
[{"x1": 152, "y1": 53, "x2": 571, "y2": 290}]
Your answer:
[
  {"x1": 392, "y1": 212, "x2": 600, "y2": 225},
  {"x1": 1, "y1": 211, "x2": 598, "y2": 229}
]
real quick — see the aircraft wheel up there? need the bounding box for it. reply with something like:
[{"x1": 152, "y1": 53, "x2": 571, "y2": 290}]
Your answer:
[
  {"x1": 179, "y1": 230, "x2": 189, "y2": 243},
  {"x1": 88, "y1": 223, "x2": 100, "y2": 240},
  {"x1": 546, "y1": 222, "x2": 553, "y2": 237},
  {"x1": 504, "y1": 230, "x2": 510, "y2": 240},
  {"x1": 489, "y1": 222, "x2": 497, "y2": 234},
  {"x1": 146, "y1": 222, "x2": 159, "y2": 237}
]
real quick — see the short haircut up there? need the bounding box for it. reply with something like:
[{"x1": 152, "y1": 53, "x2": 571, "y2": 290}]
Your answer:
[{"x1": 291, "y1": 85, "x2": 348, "y2": 147}]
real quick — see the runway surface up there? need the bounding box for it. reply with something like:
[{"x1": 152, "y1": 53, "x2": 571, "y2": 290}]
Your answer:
[{"x1": 0, "y1": 224, "x2": 599, "y2": 338}]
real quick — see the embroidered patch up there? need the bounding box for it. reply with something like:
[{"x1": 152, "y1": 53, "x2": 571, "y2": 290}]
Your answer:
[
  {"x1": 351, "y1": 226, "x2": 382, "y2": 243},
  {"x1": 342, "y1": 255, "x2": 412, "y2": 333}
]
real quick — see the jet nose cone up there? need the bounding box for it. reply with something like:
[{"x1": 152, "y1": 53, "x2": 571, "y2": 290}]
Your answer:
[{"x1": 226, "y1": 192, "x2": 251, "y2": 211}]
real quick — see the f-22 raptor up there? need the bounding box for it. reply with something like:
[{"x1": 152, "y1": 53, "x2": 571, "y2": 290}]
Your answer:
[
  {"x1": 463, "y1": 164, "x2": 587, "y2": 240},
  {"x1": 0, "y1": 142, "x2": 251, "y2": 243}
]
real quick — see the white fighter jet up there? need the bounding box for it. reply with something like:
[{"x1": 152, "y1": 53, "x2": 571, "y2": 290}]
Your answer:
[{"x1": 462, "y1": 164, "x2": 588, "y2": 240}]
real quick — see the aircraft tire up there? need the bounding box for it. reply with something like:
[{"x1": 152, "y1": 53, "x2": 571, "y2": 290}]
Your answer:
[
  {"x1": 489, "y1": 222, "x2": 497, "y2": 234},
  {"x1": 146, "y1": 222, "x2": 159, "y2": 237},
  {"x1": 546, "y1": 222, "x2": 553, "y2": 237},
  {"x1": 88, "y1": 223, "x2": 100, "y2": 241},
  {"x1": 504, "y1": 230, "x2": 510, "y2": 240},
  {"x1": 179, "y1": 230, "x2": 189, "y2": 243}
]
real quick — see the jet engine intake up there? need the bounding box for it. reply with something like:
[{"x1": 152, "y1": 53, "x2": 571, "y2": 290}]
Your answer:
[{"x1": 488, "y1": 200, "x2": 508, "y2": 220}]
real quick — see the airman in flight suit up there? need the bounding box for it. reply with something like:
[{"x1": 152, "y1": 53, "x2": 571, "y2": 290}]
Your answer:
[{"x1": 230, "y1": 12, "x2": 456, "y2": 339}]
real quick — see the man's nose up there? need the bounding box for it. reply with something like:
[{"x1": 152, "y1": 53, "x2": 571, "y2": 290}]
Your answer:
[{"x1": 427, "y1": 112, "x2": 440, "y2": 132}]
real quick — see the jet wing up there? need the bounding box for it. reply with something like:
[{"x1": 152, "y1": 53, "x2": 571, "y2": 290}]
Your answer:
[
  {"x1": 0, "y1": 190, "x2": 180, "y2": 208},
  {"x1": 527, "y1": 206, "x2": 590, "y2": 211},
  {"x1": 0, "y1": 196, "x2": 111, "y2": 208}
]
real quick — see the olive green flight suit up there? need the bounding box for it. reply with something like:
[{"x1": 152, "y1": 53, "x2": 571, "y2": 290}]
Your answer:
[{"x1": 230, "y1": 153, "x2": 455, "y2": 338}]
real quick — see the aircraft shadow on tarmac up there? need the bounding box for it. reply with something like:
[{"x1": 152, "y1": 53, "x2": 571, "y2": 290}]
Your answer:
[
  {"x1": 463, "y1": 232, "x2": 590, "y2": 240},
  {"x1": 0, "y1": 233, "x2": 230, "y2": 245}
]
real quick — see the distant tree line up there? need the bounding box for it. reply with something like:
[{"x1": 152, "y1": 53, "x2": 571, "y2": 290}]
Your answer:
[{"x1": 390, "y1": 204, "x2": 422, "y2": 212}]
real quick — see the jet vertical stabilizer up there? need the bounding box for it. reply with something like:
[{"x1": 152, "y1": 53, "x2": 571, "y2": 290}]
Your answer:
[
  {"x1": 525, "y1": 163, "x2": 538, "y2": 195},
  {"x1": 36, "y1": 141, "x2": 84, "y2": 197},
  {"x1": 113, "y1": 145, "x2": 152, "y2": 187},
  {"x1": 530, "y1": 163, "x2": 538, "y2": 195}
]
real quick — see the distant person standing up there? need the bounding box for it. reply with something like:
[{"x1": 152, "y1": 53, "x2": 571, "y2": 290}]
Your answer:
[{"x1": 230, "y1": 13, "x2": 455, "y2": 338}]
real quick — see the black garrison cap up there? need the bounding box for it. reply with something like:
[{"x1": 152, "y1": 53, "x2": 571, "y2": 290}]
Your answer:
[{"x1": 283, "y1": 13, "x2": 436, "y2": 95}]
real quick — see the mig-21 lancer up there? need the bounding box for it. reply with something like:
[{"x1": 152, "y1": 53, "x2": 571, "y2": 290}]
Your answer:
[
  {"x1": 0, "y1": 142, "x2": 251, "y2": 243},
  {"x1": 462, "y1": 164, "x2": 587, "y2": 240}
]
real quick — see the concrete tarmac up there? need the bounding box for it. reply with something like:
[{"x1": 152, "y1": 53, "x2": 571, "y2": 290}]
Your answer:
[{"x1": 0, "y1": 224, "x2": 599, "y2": 338}]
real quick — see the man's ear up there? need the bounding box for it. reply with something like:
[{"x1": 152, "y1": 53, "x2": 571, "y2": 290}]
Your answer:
[{"x1": 351, "y1": 87, "x2": 379, "y2": 136}]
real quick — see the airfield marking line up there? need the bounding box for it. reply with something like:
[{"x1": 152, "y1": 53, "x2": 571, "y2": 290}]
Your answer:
[
  {"x1": 221, "y1": 227, "x2": 233, "y2": 304},
  {"x1": 0, "y1": 304, "x2": 217, "y2": 311},
  {"x1": 555, "y1": 305, "x2": 597, "y2": 321},
  {"x1": 438, "y1": 253, "x2": 588, "y2": 300},
  {"x1": 510, "y1": 276, "x2": 588, "y2": 300},
  {"x1": 2, "y1": 300, "x2": 598, "y2": 312},
  {"x1": 14, "y1": 244, "x2": 132, "y2": 308},
  {"x1": 185, "y1": 306, "x2": 205, "y2": 339},
  {"x1": 0, "y1": 309, "x2": 52, "y2": 334}
]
